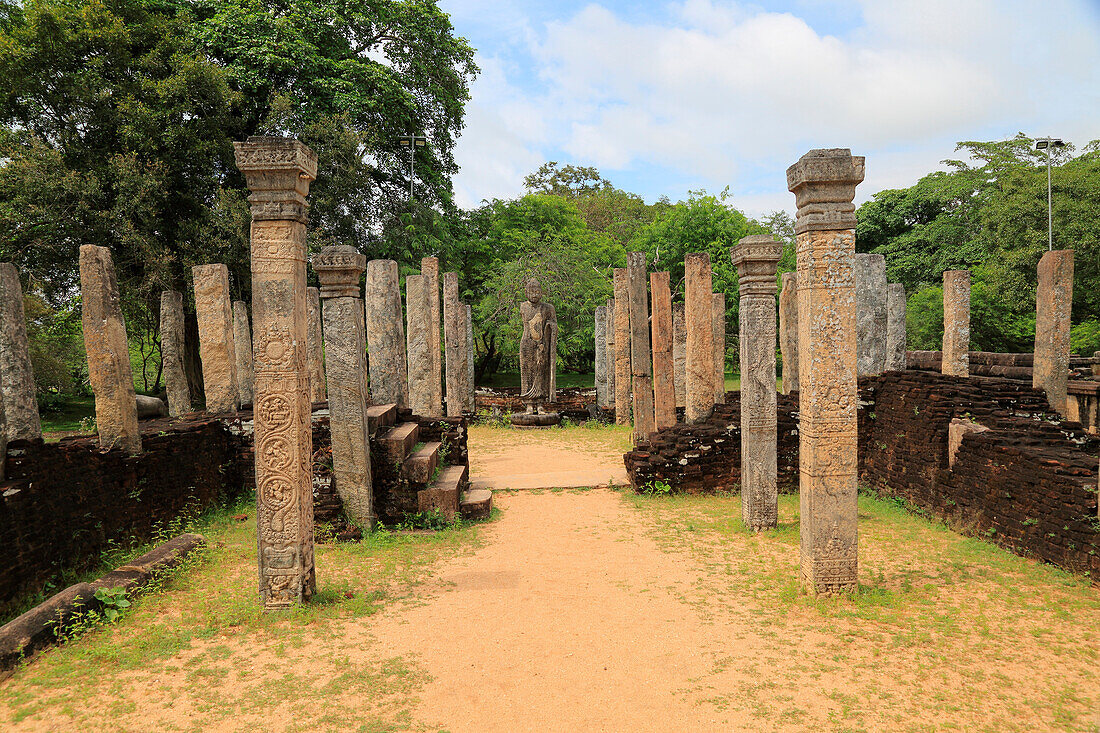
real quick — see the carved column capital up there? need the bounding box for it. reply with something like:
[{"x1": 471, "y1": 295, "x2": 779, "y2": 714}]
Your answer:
[
  {"x1": 731, "y1": 235, "x2": 783, "y2": 297},
  {"x1": 232, "y1": 137, "x2": 318, "y2": 223},
  {"x1": 786, "y1": 148, "x2": 865, "y2": 234},
  {"x1": 313, "y1": 246, "x2": 366, "y2": 299}
]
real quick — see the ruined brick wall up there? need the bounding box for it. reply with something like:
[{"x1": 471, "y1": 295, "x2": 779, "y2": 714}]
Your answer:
[{"x1": 475, "y1": 387, "x2": 605, "y2": 422}]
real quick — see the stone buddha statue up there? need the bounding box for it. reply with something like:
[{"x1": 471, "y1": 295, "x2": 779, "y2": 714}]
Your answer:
[{"x1": 518, "y1": 278, "x2": 558, "y2": 417}]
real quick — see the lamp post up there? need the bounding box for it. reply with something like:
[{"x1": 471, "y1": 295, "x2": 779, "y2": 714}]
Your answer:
[
  {"x1": 398, "y1": 134, "x2": 427, "y2": 201},
  {"x1": 1035, "y1": 137, "x2": 1065, "y2": 251}
]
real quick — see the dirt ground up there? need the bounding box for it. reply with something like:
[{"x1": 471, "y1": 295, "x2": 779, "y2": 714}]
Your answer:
[{"x1": 467, "y1": 423, "x2": 632, "y2": 489}]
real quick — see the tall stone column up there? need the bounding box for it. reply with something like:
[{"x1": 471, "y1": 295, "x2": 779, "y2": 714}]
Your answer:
[
  {"x1": 314, "y1": 246, "x2": 373, "y2": 526},
  {"x1": 306, "y1": 287, "x2": 326, "y2": 404},
  {"x1": 628, "y1": 252, "x2": 654, "y2": 442},
  {"x1": 942, "y1": 270, "x2": 971, "y2": 378},
  {"x1": 80, "y1": 245, "x2": 141, "y2": 453},
  {"x1": 0, "y1": 264, "x2": 41, "y2": 440},
  {"x1": 650, "y1": 271, "x2": 676, "y2": 430},
  {"x1": 466, "y1": 304, "x2": 476, "y2": 412},
  {"x1": 365, "y1": 260, "x2": 408, "y2": 407},
  {"x1": 160, "y1": 291, "x2": 191, "y2": 416},
  {"x1": 233, "y1": 136, "x2": 317, "y2": 610},
  {"x1": 713, "y1": 292, "x2": 726, "y2": 404},
  {"x1": 673, "y1": 302, "x2": 686, "y2": 407},
  {"x1": 787, "y1": 148, "x2": 864, "y2": 595},
  {"x1": 443, "y1": 272, "x2": 470, "y2": 417},
  {"x1": 595, "y1": 306, "x2": 609, "y2": 409},
  {"x1": 421, "y1": 257, "x2": 444, "y2": 417},
  {"x1": 192, "y1": 264, "x2": 239, "y2": 413},
  {"x1": 233, "y1": 301, "x2": 255, "y2": 406},
  {"x1": 612, "y1": 268, "x2": 632, "y2": 425},
  {"x1": 1034, "y1": 250, "x2": 1074, "y2": 415},
  {"x1": 779, "y1": 273, "x2": 799, "y2": 394},
  {"x1": 405, "y1": 274, "x2": 434, "y2": 416},
  {"x1": 854, "y1": 253, "x2": 887, "y2": 376},
  {"x1": 605, "y1": 298, "x2": 616, "y2": 413},
  {"x1": 884, "y1": 284, "x2": 907, "y2": 372},
  {"x1": 733, "y1": 236, "x2": 782, "y2": 531},
  {"x1": 685, "y1": 253, "x2": 715, "y2": 424}
]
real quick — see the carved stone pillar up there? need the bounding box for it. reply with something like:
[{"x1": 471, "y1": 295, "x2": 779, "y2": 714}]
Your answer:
[
  {"x1": 673, "y1": 302, "x2": 686, "y2": 408},
  {"x1": 0, "y1": 264, "x2": 41, "y2": 440},
  {"x1": 650, "y1": 272, "x2": 676, "y2": 430},
  {"x1": 942, "y1": 270, "x2": 971, "y2": 378},
  {"x1": 854, "y1": 253, "x2": 887, "y2": 377},
  {"x1": 160, "y1": 290, "x2": 192, "y2": 416},
  {"x1": 1034, "y1": 250, "x2": 1074, "y2": 415},
  {"x1": 365, "y1": 260, "x2": 408, "y2": 407},
  {"x1": 443, "y1": 272, "x2": 470, "y2": 417},
  {"x1": 192, "y1": 264, "x2": 239, "y2": 413},
  {"x1": 779, "y1": 273, "x2": 799, "y2": 394},
  {"x1": 306, "y1": 287, "x2": 327, "y2": 404},
  {"x1": 233, "y1": 136, "x2": 317, "y2": 610},
  {"x1": 787, "y1": 148, "x2": 864, "y2": 595},
  {"x1": 466, "y1": 304, "x2": 476, "y2": 412},
  {"x1": 612, "y1": 268, "x2": 632, "y2": 425},
  {"x1": 732, "y1": 235, "x2": 782, "y2": 531},
  {"x1": 421, "y1": 257, "x2": 444, "y2": 417},
  {"x1": 595, "y1": 306, "x2": 609, "y2": 409},
  {"x1": 884, "y1": 284, "x2": 907, "y2": 372},
  {"x1": 406, "y1": 274, "x2": 434, "y2": 417},
  {"x1": 233, "y1": 301, "x2": 255, "y2": 407},
  {"x1": 605, "y1": 298, "x2": 616, "y2": 413},
  {"x1": 713, "y1": 292, "x2": 726, "y2": 404},
  {"x1": 628, "y1": 252, "x2": 654, "y2": 442},
  {"x1": 685, "y1": 253, "x2": 714, "y2": 424}
]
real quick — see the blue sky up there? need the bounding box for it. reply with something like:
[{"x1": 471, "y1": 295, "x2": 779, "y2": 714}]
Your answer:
[{"x1": 437, "y1": 0, "x2": 1100, "y2": 217}]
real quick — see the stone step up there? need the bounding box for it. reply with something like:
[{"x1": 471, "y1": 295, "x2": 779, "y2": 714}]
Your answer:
[
  {"x1": 417, "y1": 464, "x2": 468, "y2": 519},
  {"x1": 379, "y1": 422, "x2": 419, "y2": 463},
  {"x1": 402, "y1": 441, "x2": 441, "y2": 484},
  {"x1": 459, "y1": 488, "x2": 492, "y2": 520},
  {"x1": 366, "y1": 403, "x2": 398, "y2": 436}
]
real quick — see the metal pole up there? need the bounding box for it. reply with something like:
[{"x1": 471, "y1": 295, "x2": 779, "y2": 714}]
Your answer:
[
  {"x1": 409, "y1": 142, "x2": 415, "y2": 201},
  {"x1": 1047, "y1": 142, "x2": 1053, "y2": 251}
]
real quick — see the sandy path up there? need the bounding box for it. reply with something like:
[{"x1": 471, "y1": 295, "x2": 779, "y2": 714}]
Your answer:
[{"x1": 467, "y1": 426, "x2": 631, "y2": 489}]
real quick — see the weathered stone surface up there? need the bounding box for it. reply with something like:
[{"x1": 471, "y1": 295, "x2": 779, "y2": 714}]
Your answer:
[
  {"x1": 650, "y1": 271, "x2": 676, "y2": 430},
  {"x1": 421, "y1": 257, "x2": 444, "y2": 417},
  {"x1": 135, "y1": 395, "x2": 167, "y2": 419},
  {"x1": 673, "y1": 302, "x2": 686, "y2": 408},
  {"x1": 884, "y1": 283, "x2": 907, "y2": 372},
  {"x1": 713, "y1": 292, "x2": 726, "y2": 404},
  {"x1": 314, "y1": 245, "x2": 373, "y2": 527},
  {"x1": 233, "y1": 136, "x2": 317, "y2": 610},
  {"x1": 160, "y1": 291, "x2": 192, "y2": 417},
  {"x1": 233, "y1": 301, "x2": 255, "y2": 406},
  {"x1": 854, "y1": 253, "x2": 887, "y2": 376},
  {"x1": 594, "y1": 306, "x2": 609, "y2": 409},
  {"x1": 732, "y1": 235, "x2": 782, "y2": 530},
  {"x1": 518, "y1": 278, "x2": 558, "y2": 416},
  {"x1": 365, "y1": 260, "x2": 408, "y2": 407},
  {"x1": 1034, "y1": 250, "x2": 1074, "y2": 415},
  {"x1": 306, "y1": 287, "x2": 326, "y2": 404},
  {"x1": 80, "y1": 246, "x2": 141, "y2": 454},
  {"x1": 612, "y1": 268, "x2": 632, "y2": 425},
  {"x1": 779, "y1": 273, "x2": 799, "y2": 394},
  {"x1": 947, "y1": 417, "x2": 989, "y2": 469},
  {"x1": 942, "y1": 270, "x2": 971, "y2": 378},
  {"x1": 405, "y1": 274, "x2": 434, "y2": 417},
  {"x1": 628, "y1": 252, "x2": 654, "y2": 442},
  {"x1": 685, "y1": 252, "x2": 714, "y2": 424},
  {"x1": 0, "y1": 264, "x2": 40, "y2": 441},
  {"x1": 192, "y1": 264, "x2": 239, "y2": 413},
  {"x1": 787, "y1": 147, "x2": 864, "y2": 594},
  {"x1": 443, "y1": 272, "x2": 471, "y2": 416},
  {"x1": 605, "y1": 298, "x2": 616, "y2": 412},
  {"x1": 466, "y1": 304, "x2": 476, "y2": 412}
]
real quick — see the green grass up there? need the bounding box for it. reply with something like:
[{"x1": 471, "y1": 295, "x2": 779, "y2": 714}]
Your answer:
[{"x1": 37, "y1": 395, "x2": 95, "y2": 436}]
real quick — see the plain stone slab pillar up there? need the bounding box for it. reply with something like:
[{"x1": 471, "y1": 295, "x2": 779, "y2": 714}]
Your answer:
[
  {"x1": 306, "y1": 287, "x2": 326, "y2": 404},
  {"x1": 612, "y1": 268, "x2": 632, "y2": 425},
  {"x1": 605, "y1": 298, "x2": 616, "y2": 413},
  {"x1": 628, "y1": 252, "x2": 654, "y2": 442},
  {"x1": 466, "y1": 304, "x2": 476, "y2": 412},
  {"x1": 234, "y1": 136, "x2": 317, "y2": 610},
  {"x1": 192, "y1": 264, "x2": 239, "y2": 413},
  {"x1": 685, "y1": 252, "x2": 714, "y2": 424},
  {"x1": 942, "y1": 270, "x2": 971, "y2": 378},
  {"x1": 443, "y1": 272, "x2": 470, "y2": 417},
  {"x1": 233, "y1": 301, "x2": 255, "y2": 407},
  {"x1": 732, "y1": 235, "x2": 783, "y2": 531},
  {"x1": 595, "y1": 306, "x2": 609, "y2": 409},
  {"x1": 160, "y1": 291, "x2": 191, "y2": 416},
  {"x1": 314, "y1": 246, "x2": 374, "y2": 526},
  {"x1": 779, "y1": 273, "x2": 799, "y2": 394},
  {"x1": 365, "y1": 260, "x2": 408, "y2": 407},
  {"x1": 787, "y1": 148, "x2": 864, "y2": 595},
  {"x1": 80, "y1": 245, "x2": 141, "y2": 454},
  {"x1": 421, "y1": 257, "x2": 444, "y2": 417},
  {"x1": 713, "y1": 293, "x2": 726, "y2": 404},
  {"x1": 673, "y1": 302, "x2": 686, "y2": 408},
  {"x1": 1034, "y1": 250, "x2": 1074, "y2": 415},
  {"x1": 0, "y1": 264, "x2": 41, "y2": 440},
  {"x1": 854, "y1": 253, "x2": 887, "y2": 376},
  {"x1": 405, "y1": 274, "x2": 433, "y2": 416},
  {"x1": 884, "y1": 284, "x2": 907, "y2": 372},
  {"x1": 650, "y1": 271, "x2": 676, "y2": 431}
]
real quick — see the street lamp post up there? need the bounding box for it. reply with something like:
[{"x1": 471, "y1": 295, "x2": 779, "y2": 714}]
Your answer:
[
  {"x1": 398, "y1": 134, "x2": 427, "y2": 201},
  {"x1": 1035, "y1": 137, "x2": 1065, "y2": 251}
]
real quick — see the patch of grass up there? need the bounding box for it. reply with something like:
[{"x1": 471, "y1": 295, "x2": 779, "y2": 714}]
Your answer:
[{"x1": 38, "y1": 395, "x2": 95, "y2": 436}]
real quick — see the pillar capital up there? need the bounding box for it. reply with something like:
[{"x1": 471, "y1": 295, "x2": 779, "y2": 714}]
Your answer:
[
  {"x1": 313, "y1": 246, "x2": 366, "y2": 299},
  {"x1": 786, "y1": 148, "x2": 865, "y2": 234},
  {"x1": 732, "y1": 235, "x2": 783, "y2": 296},
  {"x1": 233, "y1": 137, "x2": 318, "y2": 223}
]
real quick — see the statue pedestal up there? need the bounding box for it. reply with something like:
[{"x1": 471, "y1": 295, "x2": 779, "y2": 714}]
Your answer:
[{"x1": 510, "y1": 412, "x2": 561, "y2": 428}]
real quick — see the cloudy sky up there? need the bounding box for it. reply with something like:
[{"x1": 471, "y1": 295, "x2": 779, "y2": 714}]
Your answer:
[{"x1": 437, "y1": 0, "x2": 1100, "y2": 217}]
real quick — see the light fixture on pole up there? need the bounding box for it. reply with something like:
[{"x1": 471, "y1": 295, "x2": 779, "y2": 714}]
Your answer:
[
  {"x1": 398, "y1": 134, "x2": 427, "y2": 201},
  {"x1": 1035, "y1": 137, "x2": 1065, "y2": 251}
]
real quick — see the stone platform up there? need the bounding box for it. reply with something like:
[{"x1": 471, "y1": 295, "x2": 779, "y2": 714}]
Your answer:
[{"x1": 509, "y1": 412, "x2": 561, "y2": 428}]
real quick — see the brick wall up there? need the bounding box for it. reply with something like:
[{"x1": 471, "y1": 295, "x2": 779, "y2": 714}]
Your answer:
[{"x1": 475, "y1": 387, "x2": 604, "y2": 422}]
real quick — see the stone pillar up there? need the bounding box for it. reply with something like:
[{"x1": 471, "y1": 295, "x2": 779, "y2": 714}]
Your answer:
[
  {"x1": 314, "y1": 246, "x2": 374, "y2": 526},
  {"x1": 733, "y1": 235, "x2": 783, "y2": 530},
  {"x1": 685, "y1": 253, "x2": 715, "y2": 424},
  {"x1": 80, "y1": 245, "x2": 141, "y2": 453},
  {"x1": 650, "y1": 271, "x2": 676, "y2": 430},
  {"x1": 306, "y1": 287, "x2": 326, "y2": 404},
  {"x1": 233, "y1": 136, "x2": 317, "y2": 610},
  {"x1": 466, "y1": 304, "x2": 476, "y2": 412},
  {"x1": 1034, "y1": 250, "x2": 1074, "y2": 416},
  {"x1": 421, "y1": 257, "x2": 444, "y2": 417},
  {"x1": 854, "y1": 253, "x2": 887, "y2": 377},
  {"x1": 443, "y1": 272, "x2": 470, "y2": 417},
  {"x1": 884, "y1": 284, "x2": 907, "y2": 372},
  {"x1": 673, "y1": 302, "x2": 686, "y2": 408},
  {"x1": 160, "y1": 291, "x2": 191, "y2": 416},
  {"x1": 365, "y1": 260, "x2": 408, "y2": 407},
  {"x1": 779, "y1": 273, "x2": 799, "y2": 394},
  {"x1": 628, "y1": 252, "x2": 654, "y2": 442},
  {"x1": 605, "y1": 298, "x2": 616, "y2": 413},
  {"x1": 192, "y1": 264, "x2": 239, "y2": 413},
  {"x1": 233, "y1": 301, "x2": 255, "y2": 406},
  {"x1": 0, "y1": 264, "x2": 41, "y2": 440},
  {"x1": 405, "y1": 274, "x2": 433, "y2": 417},
  {"x1": 787, "y1": 147, "x2": 864, "y2": 595},
  {"x1": 942, "y1": 270, "x2": 971, "y2": 378},
  {"x1": 713, "y1": 292, "x2": 726, "y2": 404},
  {"x1": 595, "y1": 306, "x2": 609, "y2": 409},
  {"x1": 612, "y1": 268, "x2": 632, "y2": 425}
]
